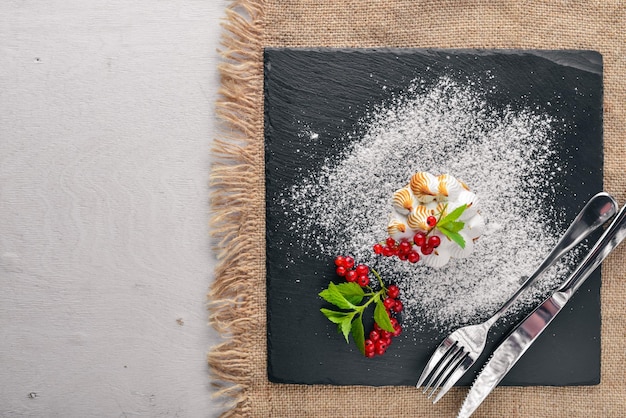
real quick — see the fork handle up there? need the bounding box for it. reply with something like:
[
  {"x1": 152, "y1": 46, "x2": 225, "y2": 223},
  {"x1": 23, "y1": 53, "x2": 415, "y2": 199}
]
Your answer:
[{"x1": 486, "y1": 192, "x2": 617, "y2": 326}]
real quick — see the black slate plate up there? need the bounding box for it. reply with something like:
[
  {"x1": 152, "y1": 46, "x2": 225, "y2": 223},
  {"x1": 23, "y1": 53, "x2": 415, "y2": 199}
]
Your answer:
[{"x1": 264, "y1": 48, "x2": 603, "y2": 386}]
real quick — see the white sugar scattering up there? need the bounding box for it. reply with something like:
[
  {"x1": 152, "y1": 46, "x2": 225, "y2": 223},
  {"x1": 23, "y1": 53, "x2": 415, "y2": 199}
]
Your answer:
[{"x1": 283, "y1": 77, "x2": 578, "y2": 331}]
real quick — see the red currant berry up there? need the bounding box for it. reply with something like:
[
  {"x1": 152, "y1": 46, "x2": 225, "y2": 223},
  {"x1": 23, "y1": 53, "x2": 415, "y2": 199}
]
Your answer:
[
  {"x1": 392, "y1": 300, "x2": 404, "y2": 313},
  {"x1": 357, "y1": 274, "x2": 369, "y2": 287},
  {"x1": 344, "y1": 256, "x2": 355, "y2": 269},
  {"x1": 398, "y1": 252, "x2": 409, "y2": 261},
  {"x1": 355, "y1": 264, "x2": 369, "y2": 276},
  {"x1": 428, "y1": 235, "x2": 441, "y2": 248},
  {"x1": 365, "y1": 350, "x2": 376, "y2": 358},
  {"x1": 369, "y1": 330, "x2": 380, "y2": 341},
  {"x1": 408, "y1": 251, "x2": 420, "y2": 263},
  {"x1": 382, "y1": 336, "x2": 392, "y2": 346},
  {"x1": 382, "y1": 246, "x2": 394, "y2": 257},
  {"x1": 383, "y1": 297, "x2": 396, "y2": 310},
  {"x1": 385, "y1": 237, "x2": 396, "y2": 247},
  {"x1": 389, "y1": 317, "x2": 399, "y2": 328},
  {"x1": 373, "y1": 243, "x2": 383, "y2": 254},
  {"x1": 373, "y1": 323, "x2": 381, "y2": 332},
  {"x1": 345, "y1": 270, "x2": 357, "y2": 282},
  {"x1": 387, "y1": 285, "x2": 400, "y2": 299},
  {"x1": 334, "y1": 256, "x2": 346, "y2": 267},
  {"x1": 413, "y1": 231, "x2": 426, "y2": 246},
  {"x1": 375, "y1": 340, "x2": 388, "y2": 354},
  {"x1": 399, "y1": 241, "x2": 411, "y2": 254},
  {"x1": 426, "y1": 215, "x2": 437, "y2": 228},
  {"x1": 392, "y1": 324, "x2": 402, "y2": 337},
  {"x1": 336, "y1": 266, "x2": 347, "y2": 276},
  {"x1": 380, "y1": 330, "x2": 392, "y2": 340},
  {"x1": 421, "y1": 244, "x2": 434, "y2": 255},
  {"x1": 364, "y1": 339, "x2": 375, "y2": 353}
]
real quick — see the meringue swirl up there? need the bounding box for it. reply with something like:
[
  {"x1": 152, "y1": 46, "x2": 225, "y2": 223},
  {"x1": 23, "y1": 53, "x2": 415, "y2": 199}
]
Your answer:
[{"x1": 387, "y1": 171, "x2": 484, "y2": 268}]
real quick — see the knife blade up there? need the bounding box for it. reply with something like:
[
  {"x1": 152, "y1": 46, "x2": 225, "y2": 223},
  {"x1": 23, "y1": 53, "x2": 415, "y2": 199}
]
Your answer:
[{"x1": 457, "y1": 202, "x2": 626, "y2": 418}]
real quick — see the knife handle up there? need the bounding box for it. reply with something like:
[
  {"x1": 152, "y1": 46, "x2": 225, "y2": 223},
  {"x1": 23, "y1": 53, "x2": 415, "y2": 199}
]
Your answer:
[{"x1": 558, "y1": 203, "x2": 626, "y2": 297}]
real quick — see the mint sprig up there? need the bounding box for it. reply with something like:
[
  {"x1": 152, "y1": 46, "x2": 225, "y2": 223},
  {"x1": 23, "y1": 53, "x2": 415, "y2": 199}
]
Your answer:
[
  {"x1": 436, "y1": 203, "x2": 468, "y2": 249},
  {"x1": 373, "y1": 297, "x2": 394, "y2": 331},
  {"x1": 350, "y1": 315, "x2": 365, "y2": 354},
  {"x1": 319, "y1": 269, "x2": 394, "y2": 354},
  {"x1": 319, "y1": 282, "x2": 363, "y2": 309}
]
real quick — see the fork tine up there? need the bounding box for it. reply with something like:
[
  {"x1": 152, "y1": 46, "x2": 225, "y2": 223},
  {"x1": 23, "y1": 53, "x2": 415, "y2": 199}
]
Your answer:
[
  {"x1": 422, "y1": 343, "x2": 463, "y2": 395},
  {"x1": 426, "y1": 347, "x2": 466, "y2": 399},
  {"x1": 416, "y1": 339, "x2": 456, "y2": 388},
  {"x1": 432, "y1": 350, "x2": 472, "y2": 403}
]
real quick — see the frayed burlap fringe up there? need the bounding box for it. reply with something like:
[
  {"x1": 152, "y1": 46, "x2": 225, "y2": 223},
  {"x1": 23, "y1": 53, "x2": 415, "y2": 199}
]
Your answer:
[{"x1": 208, "y1": 1, "x2": 265, "y2": 417}]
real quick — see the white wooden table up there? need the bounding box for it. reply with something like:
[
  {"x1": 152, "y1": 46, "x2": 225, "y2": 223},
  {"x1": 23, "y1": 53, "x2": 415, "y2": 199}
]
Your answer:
[{"x1": 1, "y1": 1, "x2": 228, "y2": 416}]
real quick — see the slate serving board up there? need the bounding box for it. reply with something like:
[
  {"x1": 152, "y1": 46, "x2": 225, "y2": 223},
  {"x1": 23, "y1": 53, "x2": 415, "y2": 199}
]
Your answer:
[{"x1": 264, "y1": 48, "x2": 603, "y2": 386}]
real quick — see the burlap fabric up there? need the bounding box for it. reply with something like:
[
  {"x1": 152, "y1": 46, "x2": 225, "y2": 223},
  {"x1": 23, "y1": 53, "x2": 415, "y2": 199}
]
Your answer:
[{"x1": 209, "y1": 1, "x2": 626, "y2": 416}]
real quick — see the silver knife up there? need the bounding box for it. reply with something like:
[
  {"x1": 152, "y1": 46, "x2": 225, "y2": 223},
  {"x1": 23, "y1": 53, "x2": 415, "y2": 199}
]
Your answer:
[{"x1": 458, "y1": 201, "x2": 626, "y2": 418}]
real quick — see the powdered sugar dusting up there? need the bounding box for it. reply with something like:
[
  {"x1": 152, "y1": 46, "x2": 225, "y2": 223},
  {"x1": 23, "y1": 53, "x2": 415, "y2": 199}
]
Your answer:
[{"x1": 281, "y1": 77, "x2": 578, "y2": 331}]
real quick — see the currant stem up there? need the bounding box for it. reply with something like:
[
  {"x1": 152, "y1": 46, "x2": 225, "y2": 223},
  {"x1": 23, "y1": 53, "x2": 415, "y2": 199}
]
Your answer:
[
  {"x1": 439, "y1": 203, "x2": 449, "y2": 219},
  {"x1": 423, "y1": 203, "x2": 448, "y2": 238},
  {"x1": 370, "y1": 267, "x2": 386, "y2": 290},
  {"x1": 357, "y1": 288, "x2": 384, "y2": 312}
]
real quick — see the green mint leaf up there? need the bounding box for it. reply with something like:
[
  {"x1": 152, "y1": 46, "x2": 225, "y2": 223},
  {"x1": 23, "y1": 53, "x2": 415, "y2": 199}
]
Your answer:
[
  {"x1": 334, "y1": 282, "x2": 365, "y2": 305},
  {"x1": 439, "y1": 226, "x2": 466, "y2": 249},
  {"x1": 374, "y1": 298, "x2": 394, "y2": 332},
  {"x1": 339, "y1": 315, "x2": 354, "y2": 343},
  {"x1": 351, "y1": 315, "x2": 365, "y2": 355},
  {"x1": 320, "y1": 308, "x2": 352, "y2": 324},
  {"x1": 442, "y1": 220, "x2": 464, "y2": 233},
  {"x1": 319, "y1": 282, "x2": 356, "y2": 310},
  {"x1": 438, "y1": 203, "x2": 468, "y2": 226}
]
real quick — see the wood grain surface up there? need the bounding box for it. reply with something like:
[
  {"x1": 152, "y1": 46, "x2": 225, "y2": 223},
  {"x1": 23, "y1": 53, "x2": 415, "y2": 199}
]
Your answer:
[{"x1": 0, "y1": 1, "x2": 227, "y2": 416}]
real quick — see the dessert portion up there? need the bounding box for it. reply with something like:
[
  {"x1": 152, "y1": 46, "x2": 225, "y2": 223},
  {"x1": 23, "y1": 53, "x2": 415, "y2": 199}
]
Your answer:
[{"x1": 383, "y1": 172, "x2": 484, "y2": 268}]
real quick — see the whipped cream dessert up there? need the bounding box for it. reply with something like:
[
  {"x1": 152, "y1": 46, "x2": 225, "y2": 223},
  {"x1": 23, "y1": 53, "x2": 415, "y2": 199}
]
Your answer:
[{"x1": 387, "y1": 172, "x2": 484, "y2": 268}]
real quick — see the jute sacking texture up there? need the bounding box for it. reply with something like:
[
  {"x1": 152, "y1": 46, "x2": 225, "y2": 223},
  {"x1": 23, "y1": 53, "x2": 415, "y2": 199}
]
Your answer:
[{"x1": 209, "y1": 1, "x2": 626, "y2": 416}]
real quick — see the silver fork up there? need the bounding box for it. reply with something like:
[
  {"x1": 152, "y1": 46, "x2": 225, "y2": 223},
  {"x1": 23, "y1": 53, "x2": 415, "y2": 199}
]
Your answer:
[{"x1": 416, "y1": 192, "x2": 618, "y2": 403}]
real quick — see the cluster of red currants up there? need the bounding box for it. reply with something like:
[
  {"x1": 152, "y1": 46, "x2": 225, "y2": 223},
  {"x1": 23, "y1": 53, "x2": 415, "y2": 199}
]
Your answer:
[
  {"x1": 373, "y1": 220, "x2": 442, "y2": 263},
  {"x1": 334, "y1": 255, "x2": 371, "y2": 287},
  {"x1": 364, "y1": 284, "x2": 403, "y2": 358}
]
